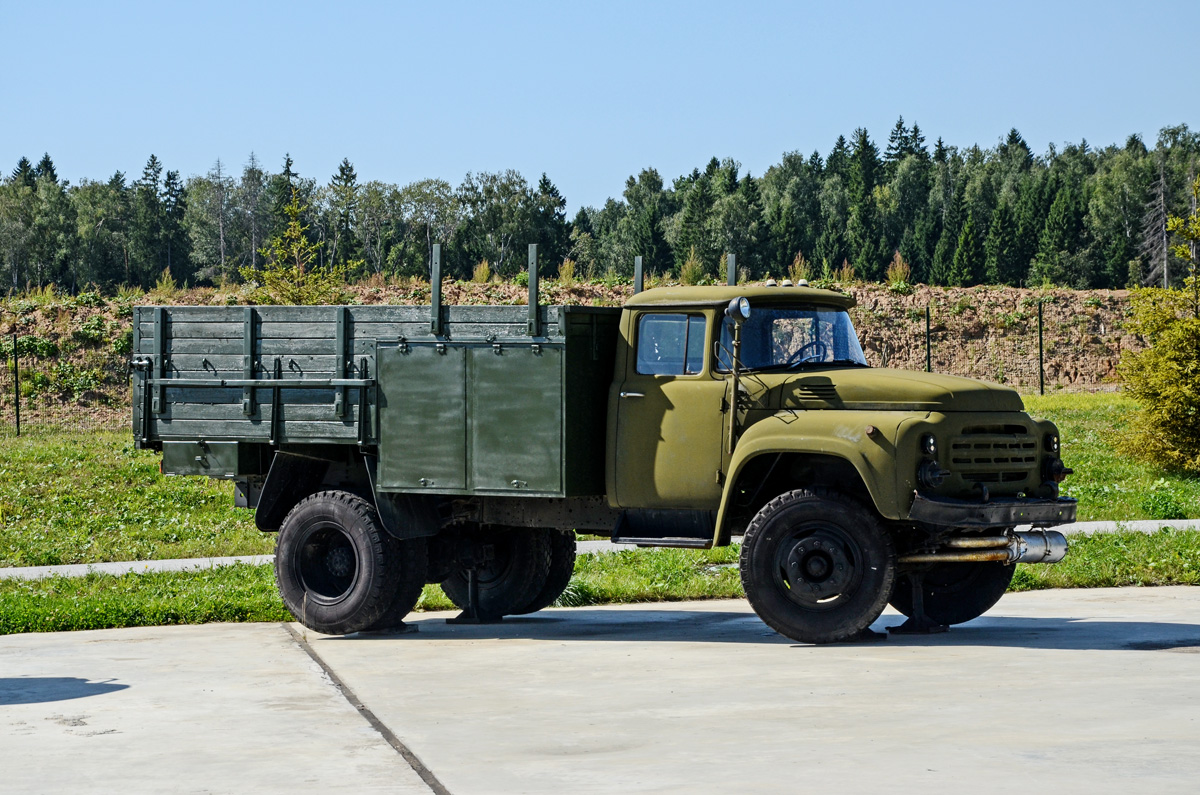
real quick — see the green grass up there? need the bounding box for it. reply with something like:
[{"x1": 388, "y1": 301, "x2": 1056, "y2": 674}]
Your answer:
[
  {"x1": 1011, "y1": 528, "x2": 1200, "y2": 590},
  {"x1": 0, "y1": 428, "x2": 269, "y2": 567},
  {"x1": 2, "y1": 533, "x2": 1196, "y2": 635},
  {"x1": 1024, "y1": 393, "x2": 1200, "y2": 521}
]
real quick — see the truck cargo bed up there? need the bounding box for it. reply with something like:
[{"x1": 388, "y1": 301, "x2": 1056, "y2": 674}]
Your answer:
[{"x1": 133, "y1": 303, "x2": 620, "y2": 498}]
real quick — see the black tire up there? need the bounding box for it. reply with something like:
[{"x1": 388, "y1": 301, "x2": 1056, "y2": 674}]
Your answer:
[
  {"x1": 363, "y1": 536, "x2": 430, "y2": 631},
  {"x1": 740, "y1": 489, "x2": 896, "y2": 644},
  {"x1": 513, "y1": 529, "x2": 577, "y2": 615},
  {"x1": 889, "y1": 562, "x2": 1015, "y2": 626},
  {"x1": 441, "y1": 527, "x2": 552, "y2": 619},
  {"x1": 275, "y1": 491, "x2": 400, "y2": 635}
]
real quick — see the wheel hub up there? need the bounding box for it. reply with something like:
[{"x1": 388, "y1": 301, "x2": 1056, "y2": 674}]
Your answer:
[
  {"x1": 298, "y1": 526, "x2": 358, "y2": 601},
  {"x1": 325, "y1": 546, "x2": 353, "y2": 578},
  {"x1": 779, "y1": 528, "x2": 859, "y2": 605}
]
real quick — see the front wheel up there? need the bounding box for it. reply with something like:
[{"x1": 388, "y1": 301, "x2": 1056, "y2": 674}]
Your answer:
[
  {"x1": 740, "y1": 489, "x2": 896, "y2": 644},
  {"x1": 889, "y1": 562, "x2": 1015, "y2": 626}
]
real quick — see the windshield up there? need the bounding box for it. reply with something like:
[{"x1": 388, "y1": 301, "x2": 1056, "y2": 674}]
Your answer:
[{"x1": 718, "y1": 305, "x2": 868, "y2": 370}]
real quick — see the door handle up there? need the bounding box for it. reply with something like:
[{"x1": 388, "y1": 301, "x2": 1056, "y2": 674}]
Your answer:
[{"x1": 620, "y1": 391, "x2": 645, "y2": 398}]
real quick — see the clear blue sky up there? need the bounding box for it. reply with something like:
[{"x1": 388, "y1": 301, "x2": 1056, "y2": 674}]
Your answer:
[{"x1": 3, "y1": 0, "x2": 1196, "y2": 213}]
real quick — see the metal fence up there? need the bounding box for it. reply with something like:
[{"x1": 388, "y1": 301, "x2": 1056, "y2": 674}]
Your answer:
[
  {"x1": 1, "y1": 334, "x2": 128, "y2": 436},
  {"x1": 848, "y1": 288, "x2": 1132, "y2": 395}
]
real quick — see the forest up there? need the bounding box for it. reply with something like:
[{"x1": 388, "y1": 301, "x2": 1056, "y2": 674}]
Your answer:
[{"x1": 1, "y1": 119, "x2": 1198, "y2": 293}]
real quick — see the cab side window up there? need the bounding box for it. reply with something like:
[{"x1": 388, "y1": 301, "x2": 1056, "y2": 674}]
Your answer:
[{"x1": 636, "y1": 314, "x2": 706, "y2": 375}]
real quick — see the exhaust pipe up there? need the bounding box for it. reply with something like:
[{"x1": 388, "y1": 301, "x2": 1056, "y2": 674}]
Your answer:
[{"x1": 899, "y1": 530, "x2": 1068, "y2": 565}]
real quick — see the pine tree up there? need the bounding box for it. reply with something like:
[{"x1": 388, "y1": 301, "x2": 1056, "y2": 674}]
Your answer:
[
  {"x1": 826, "y1": 136, "x2": 850, "y2": 181},
  {"x1": 908, "y1": 123, "x2": 928, "y2": 161},
  {"x1": 622, "y1": 168, "x2": 670, "y2": 274},
  {"x1": 130, "y1": 155, "x2": 165, "y2": 287},
  {"x1": 328, "y1": 157, "x2": 360, "y2": 270},
  {"x1": 884, "y1": 116, "x2": 911, "y2": 177},
  {"x1": 1038, "y1": 184, "x2": 1082, "y2": 263},
  {"x1": 951, "y1": 210, "x2": 983, "y2": 286},
  {"x1": 984, "y1": 200, "x2": 1018, "y2": 283},
  {"x1": 999, "y1": 129, "x2": 1034, "y2": 172},
  {"x1": 11, "y1": 157, "x2": 35, "y2": 187},
  {"x1": 34, "y1": 153, "x2": 58, "y2": 184},
  {"x1": 1012, "y1": 178, "x2": 1042, "y2": 284},
  {"x1": 933, "y1": 137, "x2": 948, "y2": 164},
  {"x1": 532, "y1": 173, "x2": 569, "y2": 272},
  {"x1": 162, "y1": 170, "x2": 191, "y2": 282},
  {"x1": 675, "y1": 176, "x2": 715, "y2": 270},
  {"x1": 846, "y1": 128, "x2": 886, "y2": 278}
]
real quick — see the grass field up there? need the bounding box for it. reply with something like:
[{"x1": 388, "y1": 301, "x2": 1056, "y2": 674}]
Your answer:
[
  {"x1": 0, "y1": 428, "x2": 265, "y2": 568},
  {"x1": 1024, "y1": 393, "x2": 1200, "y2": 522},
  {"x1": 0, "y1": 391, "x2": 1196, "y2": 635}
]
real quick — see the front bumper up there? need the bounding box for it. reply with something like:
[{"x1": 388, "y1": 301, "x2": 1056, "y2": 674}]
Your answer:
[{"x1": 908, "y1": 492, "x2": 1077, "y2": 529}]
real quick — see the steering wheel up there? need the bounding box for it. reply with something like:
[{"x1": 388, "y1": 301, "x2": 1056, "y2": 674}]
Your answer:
[{"x1": 786, "y1": 339, "x2": 828, "y2": 365}]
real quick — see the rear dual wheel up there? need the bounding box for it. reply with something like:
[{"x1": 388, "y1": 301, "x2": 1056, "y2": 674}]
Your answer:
[
  {"x1": 740, "y1": 489, "x2": 896, "y2": 644},
  {"x1": 439, "y1": 527, "x2": 576, "y2": 618}
]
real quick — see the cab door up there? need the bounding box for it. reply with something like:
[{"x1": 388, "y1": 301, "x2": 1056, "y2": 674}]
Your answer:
[{"x1": 612, "y1": 311, "x2": 727, "y2": 509}]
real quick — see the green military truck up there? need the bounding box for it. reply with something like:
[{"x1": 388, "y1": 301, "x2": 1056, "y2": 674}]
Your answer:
[{"x1": 132, "y1": 247, "x2": 1075, "y2": 643}]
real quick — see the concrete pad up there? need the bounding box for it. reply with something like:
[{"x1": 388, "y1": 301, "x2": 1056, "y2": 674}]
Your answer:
[
  {"x1": 0, "y1": 623, "x2": 432, "y2": 794},
  {"x1": 308, "y1": 587, "x2": 1200, "y2": 794}
]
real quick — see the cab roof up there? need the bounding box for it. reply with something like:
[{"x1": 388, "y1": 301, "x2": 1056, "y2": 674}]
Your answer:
[{"x1": 623, "y1": 284, "x2": 856, "y2": 310}]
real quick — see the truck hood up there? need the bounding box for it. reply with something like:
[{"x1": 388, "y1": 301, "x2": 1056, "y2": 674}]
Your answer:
[{"x1": 756, "y1": 368, "x2": 1025, "y2": 413}]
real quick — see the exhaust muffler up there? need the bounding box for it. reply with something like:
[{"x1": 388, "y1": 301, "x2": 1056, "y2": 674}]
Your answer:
[{"x1": 898, "y1": 530, "x2": 1068, "y2": 565}]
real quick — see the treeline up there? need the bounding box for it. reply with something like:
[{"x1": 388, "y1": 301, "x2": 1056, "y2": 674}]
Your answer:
[{"x1": 2, "y1": 120, "x2": 1198, "y2": 293}]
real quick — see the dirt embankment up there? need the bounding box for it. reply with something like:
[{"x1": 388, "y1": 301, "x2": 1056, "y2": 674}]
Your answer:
[
  {"x1": 845, "y1": 284, "x2": 1138, "y2": 391},
  {"x1": 0, "y1": 282, "x2": 1141, "y2": 426}
]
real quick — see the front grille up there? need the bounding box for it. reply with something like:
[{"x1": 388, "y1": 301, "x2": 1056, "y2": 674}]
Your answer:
[{"x1": 949, "y1": 427, "x2": 1037, "y2": 485}]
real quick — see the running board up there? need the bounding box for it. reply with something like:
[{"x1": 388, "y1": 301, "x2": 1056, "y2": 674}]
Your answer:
[
  {"x1": 612, "y1": 509, "x2": 716, "y2": 549},
  {"x1": 613, "y1": 536, "x2": 713, "y2": 549}
]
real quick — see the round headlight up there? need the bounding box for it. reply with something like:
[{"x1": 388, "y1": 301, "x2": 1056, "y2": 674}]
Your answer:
[
  {"x1": 1045, "y1": 433, "x2": 1060, "y2": 454},
  {"x1": 921, "y1": 433, "x2": 937, "y2": 456},
  {"x1": 725, "y1": 297, "x2": 751, "y2": 324}
]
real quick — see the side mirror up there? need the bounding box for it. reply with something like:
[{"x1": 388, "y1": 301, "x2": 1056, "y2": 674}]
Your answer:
[{"x1": 724, "y1": 297, "x2": 750, "y2": 325}]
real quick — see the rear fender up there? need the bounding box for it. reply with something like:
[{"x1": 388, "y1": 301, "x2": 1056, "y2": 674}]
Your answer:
[{"x1": 254, "y1": 452, "x2": 331, "y2": 531}]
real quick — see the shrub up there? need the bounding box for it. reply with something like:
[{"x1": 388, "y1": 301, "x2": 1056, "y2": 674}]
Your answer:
[
  {"x1": 73, "y1": 315, "x2": 109, "y2": 346},
  {"x1": 15, "y1": 335, "x2": 58, "y2": 359},
  {"x1": 885, "y1": 251, "x2": 913, "y2": 294},
  {"x1": 558, "y1": 258, "x2": 577, "y2": 288},
  {"x1": 53, "y1": 361, "x2": 102, "y2": 396},
  {"x1": 70, "y1": 291, "x2": 105, "y2": 308},
  {"x1": 112, "y1": 329, "x2": 134, "y2": 356},
  {"x1": 833, "y1": 259, "x2": 856, "y2": 284},
  {"x1": 150, "y1": 268, "x2": 181, "y2": 301},
  {"x1": 789, "y1": 251, "x2": 812, "y2": 284},
  {"x1": 472, "y1": 260, "x2": 491, "y2": 283},
  {"x1": 679, "y1": 246, "x2": 706, "y2": 286},
  {"x1": 1119, "y1": 292, "x2": 1200, "y2": 474}
]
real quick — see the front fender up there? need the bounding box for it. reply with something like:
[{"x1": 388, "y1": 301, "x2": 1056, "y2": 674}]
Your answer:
[{"x1": 713, "y1": 410, "x2": 923, "y2": 544}]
